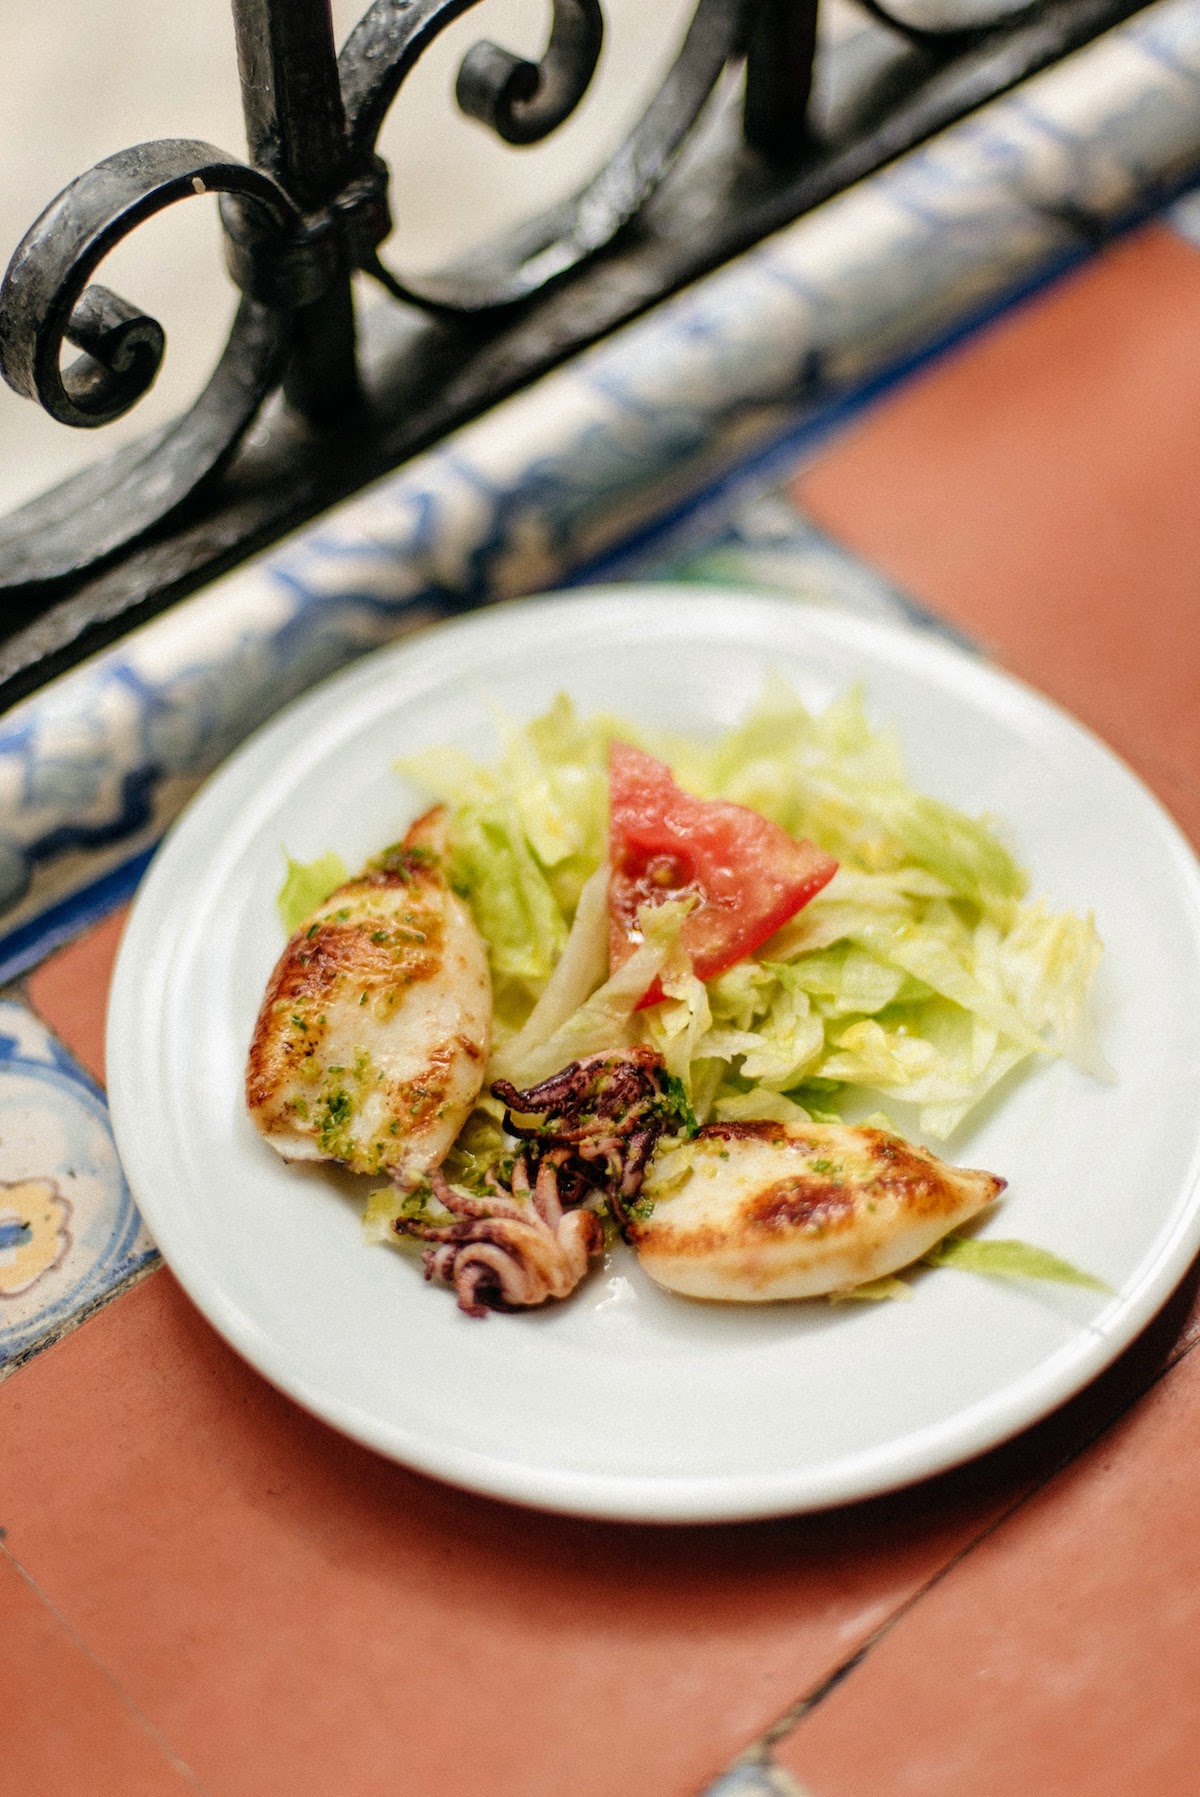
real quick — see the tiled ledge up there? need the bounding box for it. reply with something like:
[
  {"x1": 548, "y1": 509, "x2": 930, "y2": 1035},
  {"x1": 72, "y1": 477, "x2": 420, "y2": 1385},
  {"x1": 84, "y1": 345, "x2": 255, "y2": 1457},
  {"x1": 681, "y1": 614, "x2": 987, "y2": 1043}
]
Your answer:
[{"x1": 0, "y1": 997, "x2": 153, "y2": 1376}]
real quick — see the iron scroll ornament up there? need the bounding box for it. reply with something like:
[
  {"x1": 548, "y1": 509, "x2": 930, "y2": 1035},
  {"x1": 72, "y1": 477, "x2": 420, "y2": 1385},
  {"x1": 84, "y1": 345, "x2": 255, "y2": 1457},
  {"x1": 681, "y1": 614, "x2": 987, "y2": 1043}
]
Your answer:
[
  {"x1": 0, "y1": 0, "x2": 753, "y2": 592},
  {"x1": 338, "y1": 0, "x2": 750, "y2": 311},
  {"x1": 454, "y1": 0, "x2": 605, "y2": 145},
  {"x1": 0, "y1": 141, "x2": 296, "y2": 586},
  {"x1": 0, "y1": 0, "x2": 1062, "y2": 597}
]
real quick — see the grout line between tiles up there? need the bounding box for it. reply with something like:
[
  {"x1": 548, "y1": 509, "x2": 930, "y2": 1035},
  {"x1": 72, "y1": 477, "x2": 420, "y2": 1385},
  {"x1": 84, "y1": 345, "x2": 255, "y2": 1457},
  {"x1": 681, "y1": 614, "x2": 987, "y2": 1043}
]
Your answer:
[
  {"x1": 757, "y1": 1318, "x2": 1200, "y2": 1761},
  {"x1": 0, "y1": 1255, "x2": 161, "y2": 1386},
  {"x1": 0, "y1": 1535, "x2": 211, "y2": 1794}
]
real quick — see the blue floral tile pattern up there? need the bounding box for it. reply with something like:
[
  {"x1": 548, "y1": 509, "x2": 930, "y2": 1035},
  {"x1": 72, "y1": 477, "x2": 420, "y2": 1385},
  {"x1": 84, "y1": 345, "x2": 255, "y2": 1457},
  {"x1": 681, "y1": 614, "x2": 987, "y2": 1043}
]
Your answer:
[{"x1": 0, "y1": 998, "x2": 154, "y2": 1375}]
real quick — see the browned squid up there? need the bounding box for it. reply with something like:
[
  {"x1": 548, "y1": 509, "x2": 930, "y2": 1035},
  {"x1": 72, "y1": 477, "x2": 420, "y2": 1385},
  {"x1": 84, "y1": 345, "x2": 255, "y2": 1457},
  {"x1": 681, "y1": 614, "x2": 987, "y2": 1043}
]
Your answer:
[{"x1": 394, "y1": 1048, "x2": 683, "y2": 1317}]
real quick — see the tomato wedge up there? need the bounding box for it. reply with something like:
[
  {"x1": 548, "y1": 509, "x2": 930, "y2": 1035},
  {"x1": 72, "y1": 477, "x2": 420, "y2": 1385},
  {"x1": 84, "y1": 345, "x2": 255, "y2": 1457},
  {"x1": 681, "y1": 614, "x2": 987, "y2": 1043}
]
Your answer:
[{"x1": 608, "y1": 741, "x2": 838, "y2": 1000}]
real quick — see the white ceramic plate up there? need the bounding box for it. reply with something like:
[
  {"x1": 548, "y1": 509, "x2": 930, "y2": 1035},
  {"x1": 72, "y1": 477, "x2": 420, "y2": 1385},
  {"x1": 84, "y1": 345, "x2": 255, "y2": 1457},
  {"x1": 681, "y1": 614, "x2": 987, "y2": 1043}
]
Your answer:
[{"x1": 107, "y1": 587, "x2": 1200, "y2": 1522}]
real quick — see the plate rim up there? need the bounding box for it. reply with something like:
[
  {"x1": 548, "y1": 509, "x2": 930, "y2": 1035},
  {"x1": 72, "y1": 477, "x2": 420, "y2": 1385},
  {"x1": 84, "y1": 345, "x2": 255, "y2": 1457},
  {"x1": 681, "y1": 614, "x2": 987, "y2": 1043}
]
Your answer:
[{"x1": 106, "y1": 584, "x2": 1200, "y2": 1522}]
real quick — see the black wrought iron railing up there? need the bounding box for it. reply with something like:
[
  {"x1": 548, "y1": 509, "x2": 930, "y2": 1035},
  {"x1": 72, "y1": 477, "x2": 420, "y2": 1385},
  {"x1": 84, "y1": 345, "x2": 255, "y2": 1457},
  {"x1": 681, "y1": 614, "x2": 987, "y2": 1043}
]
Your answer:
[{"x1": 0, "y1": 0, "x2": 1155, "y2": 707}]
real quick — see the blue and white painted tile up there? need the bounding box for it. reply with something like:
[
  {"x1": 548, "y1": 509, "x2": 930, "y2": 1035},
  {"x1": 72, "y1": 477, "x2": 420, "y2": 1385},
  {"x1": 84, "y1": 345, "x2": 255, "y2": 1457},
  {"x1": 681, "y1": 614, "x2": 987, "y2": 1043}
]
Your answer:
[
  {"x1": 0, "y1": 998, "x2": 154, "y2": 1375},
  {"x1": 0, "y1": 0, "x2": 1196, "y2": 982},
  {"x1": 701, "y1": 1754, "x2": 812, "y2": 1797}
]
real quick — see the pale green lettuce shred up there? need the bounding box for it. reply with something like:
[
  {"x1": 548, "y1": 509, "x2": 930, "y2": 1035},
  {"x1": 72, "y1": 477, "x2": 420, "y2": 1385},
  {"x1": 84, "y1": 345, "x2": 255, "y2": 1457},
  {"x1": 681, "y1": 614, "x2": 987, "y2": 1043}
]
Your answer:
[
  {"x1": 828, "y1": 1275, "x2": 914, "y2": 1303},
  {"x1": 998, "y1": 900, "x2": 1113, "y2": 1080},
  {"x1": 390, "y1": 752, "x2": 566, "y2": 1025},
  {"x1": 396, "y1": 681, "x2": 1108, "y2": 1138},
  {"x1": 923, "y1": 1235, "x2": 1112, "y2": 1290},
  {"x1": 642, "y1": 921, "x2": 713, "y2": 1094},
  {"x1": 826, "y1": 1236, "x2": 1111, "y2": 1301},
  {"x1": 712, "y1": 1087, "x2": 813, "y2": 1124},
  {"x1": 702, "y1": 965, "x2": 825, "y2": 1091},
  {"x1": 499, "y1": 899, "x2": 692, "y2": 1089},
  {"x1": 449, "y1": 802, "x2": 567, "y2": 1006},
  {"x1": 277, "y1": 851, "x2": 348, "y2": 934},
  {"x1": 490, "y1": 861, "x2": 611, "y2": 1081}
]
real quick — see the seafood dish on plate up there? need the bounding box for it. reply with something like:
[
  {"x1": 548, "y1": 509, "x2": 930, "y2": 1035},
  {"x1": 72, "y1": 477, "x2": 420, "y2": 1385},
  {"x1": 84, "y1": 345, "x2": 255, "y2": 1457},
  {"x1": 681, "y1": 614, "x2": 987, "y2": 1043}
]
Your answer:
[{"x1": 246, "y1": 678, "x2": 1105, "y2": 1318}]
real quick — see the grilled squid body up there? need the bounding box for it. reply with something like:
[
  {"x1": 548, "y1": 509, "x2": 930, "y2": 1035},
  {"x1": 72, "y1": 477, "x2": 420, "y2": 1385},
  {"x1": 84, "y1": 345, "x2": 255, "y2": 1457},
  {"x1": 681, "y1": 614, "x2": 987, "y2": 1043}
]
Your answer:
[
  {"x1": 629, "y1": 1121, "x2": 1004, "y2": 1301},
  {"x1": 245, "y1": 806, "x2": 491, "y2": 1185}
]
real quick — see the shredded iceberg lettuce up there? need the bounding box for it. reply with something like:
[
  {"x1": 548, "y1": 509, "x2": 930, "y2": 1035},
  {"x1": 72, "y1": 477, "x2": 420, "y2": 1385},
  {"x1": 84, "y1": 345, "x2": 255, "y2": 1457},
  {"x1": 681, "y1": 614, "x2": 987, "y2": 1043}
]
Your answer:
[
  {"x1": 393, "y1": 677, "x2": 1107, "y2": 1141},
  {"x1": 922, "y1": 1234, "x2": 1112, "y2": 1290},
  {"x1": 826, "y1": 1235, "x2": 1110, "y2": 1301},
  {"x1": 277, "y1": 851, "x2": 347, "y2": 934}
]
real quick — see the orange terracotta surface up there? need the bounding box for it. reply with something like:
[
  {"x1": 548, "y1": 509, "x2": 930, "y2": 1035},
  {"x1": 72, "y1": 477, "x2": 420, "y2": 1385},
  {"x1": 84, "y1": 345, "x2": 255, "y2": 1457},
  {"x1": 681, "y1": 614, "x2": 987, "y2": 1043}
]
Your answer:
[
  {"x1": 2, "y1": 1257, "x2": 1198, "y2": 1797},
  {"x1": 775, "y1": 1330, "x2": 1200, "y2": 1796},
  {"x1": 0, "y1": 1547, "x2": 196, "y2": 1796},
  {"x1": 0, "y1": 1268, "x2": 1030, "y2": 1797},
  {"x1": 26, "y1": 904, "x2": 128, "y2": 1086},
  {"x1": 795, "y1": 223, "x2": 1200, "y2": 848}
]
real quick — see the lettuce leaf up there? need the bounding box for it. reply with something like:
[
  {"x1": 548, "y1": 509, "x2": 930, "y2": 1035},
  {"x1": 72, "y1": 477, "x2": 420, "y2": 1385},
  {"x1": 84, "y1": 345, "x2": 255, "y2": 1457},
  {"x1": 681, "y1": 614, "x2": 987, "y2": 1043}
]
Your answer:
[
  {"x1": 828, "y1": 1275, "x2": 914, "y2": 1302},
  {"x1": 277, "y1": 851, "x2": 348, "y2": 934},
  {"x1": 923, "y1": 1235, "x2": 1111, "y2": 1290},
  {"x1": 444, "y1": 801, "x2": 567, "y2": 1019},
  {"x1": 498, "y1": 899, "x2": 692, "y2": 1089},
  {"x1": 712, "y1": 1087, "x2": 813, "y2": 1124},
  {"x1": 490, "y1": 862, "x2": 611, "y2": 1078}
]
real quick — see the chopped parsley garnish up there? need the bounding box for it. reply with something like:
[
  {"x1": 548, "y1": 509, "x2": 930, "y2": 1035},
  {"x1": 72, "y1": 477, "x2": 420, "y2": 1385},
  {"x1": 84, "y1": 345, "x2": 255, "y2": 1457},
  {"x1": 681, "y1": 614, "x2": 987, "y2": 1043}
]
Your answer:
[{"x1": 658, "y1": 1073, "x2": 698, "y2": 1138}]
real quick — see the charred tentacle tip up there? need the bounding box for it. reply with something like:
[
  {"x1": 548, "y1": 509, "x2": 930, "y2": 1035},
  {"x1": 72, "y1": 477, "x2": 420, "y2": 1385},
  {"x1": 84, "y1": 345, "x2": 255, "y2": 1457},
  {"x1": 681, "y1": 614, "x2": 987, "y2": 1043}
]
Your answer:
[
  {"x1": 395, "y1": 1050, "x2": 686, "y2": 1317},
  {"x1": 492, "y1": 1047, "x2": 684, "y2": 1230}
]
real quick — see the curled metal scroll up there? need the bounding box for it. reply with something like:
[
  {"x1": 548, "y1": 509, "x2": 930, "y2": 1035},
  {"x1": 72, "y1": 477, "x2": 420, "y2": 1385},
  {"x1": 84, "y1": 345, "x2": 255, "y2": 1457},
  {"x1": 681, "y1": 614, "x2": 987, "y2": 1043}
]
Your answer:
[
  {"x1": 0, "y1": 140, "x2": 294, "y2": 584},
  {"x1": 0, "y1": 0, "x2": 754, "y2": 590},
  {"x1": 456, "y1": 0, "x2": 604, "y2": 145},
  {"x1": 339, "y1": 0, "x2": 752, "y2": 311}
]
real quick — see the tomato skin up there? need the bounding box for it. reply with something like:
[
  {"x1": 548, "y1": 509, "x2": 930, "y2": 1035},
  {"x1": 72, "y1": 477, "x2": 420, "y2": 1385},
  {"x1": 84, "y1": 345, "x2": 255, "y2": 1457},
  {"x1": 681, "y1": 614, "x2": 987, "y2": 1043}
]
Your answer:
[{"x1": 607, "y1": 741, "x2": 838, "y2": 999}]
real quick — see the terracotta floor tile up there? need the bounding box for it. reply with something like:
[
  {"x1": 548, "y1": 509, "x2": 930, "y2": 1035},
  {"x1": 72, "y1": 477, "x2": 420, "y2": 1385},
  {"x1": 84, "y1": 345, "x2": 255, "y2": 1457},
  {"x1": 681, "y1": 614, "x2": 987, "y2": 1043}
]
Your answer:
[
  {"x1": 775, "y1": 1330, "x2": 1200, "y2": 1797},
  {"x1": 2, "y1": 1262, "x2": 1199, "y2": 1797},
  {"x1": 0, "y1": 1546, "x2": 197, "y2": 1796},
  {"x1": 26, "y1": 906, "x2": 128, "y2": 1087},
  {"x1": 0, "y1": 1269, "x2": 988, "y2": 1797},
  {"x1": 795, "y1": 225, "x2": 1200, "y2": 807}
]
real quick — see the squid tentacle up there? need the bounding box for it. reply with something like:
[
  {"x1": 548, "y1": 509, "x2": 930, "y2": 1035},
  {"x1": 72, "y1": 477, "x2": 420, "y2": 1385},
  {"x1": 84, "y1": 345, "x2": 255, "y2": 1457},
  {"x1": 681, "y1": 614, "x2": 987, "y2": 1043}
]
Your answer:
[{"x1": 395, "y1": 1048, "x2": 683, "y2": 1316}]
